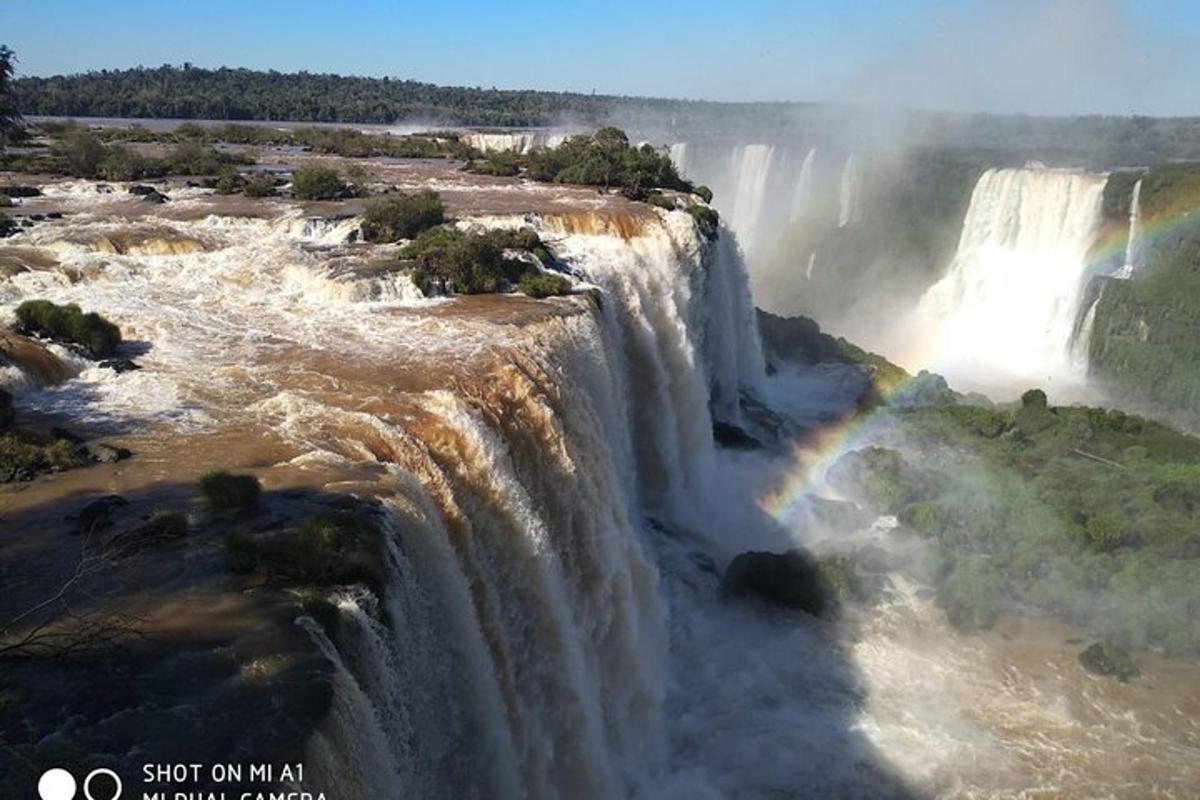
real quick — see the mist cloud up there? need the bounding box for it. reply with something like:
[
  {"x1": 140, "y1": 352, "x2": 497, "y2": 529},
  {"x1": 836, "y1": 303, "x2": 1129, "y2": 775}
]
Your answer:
[{"x1": 839, "y1": 0, "x2": 1200, "y2": 116}]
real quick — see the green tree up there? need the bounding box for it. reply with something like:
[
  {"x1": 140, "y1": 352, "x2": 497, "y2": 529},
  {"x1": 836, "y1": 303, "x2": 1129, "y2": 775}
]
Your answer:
[{"x1": 0, "y1": 46, "x2": 20, "y2": 146}]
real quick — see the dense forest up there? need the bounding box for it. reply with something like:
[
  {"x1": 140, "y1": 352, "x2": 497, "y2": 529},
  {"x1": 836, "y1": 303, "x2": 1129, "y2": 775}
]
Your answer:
[{"x1": 11, "y1": 64, "x2": 692, "y2": 127}]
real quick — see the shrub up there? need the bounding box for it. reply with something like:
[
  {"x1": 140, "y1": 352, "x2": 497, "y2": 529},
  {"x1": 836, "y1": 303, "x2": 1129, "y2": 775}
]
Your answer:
[
  {"x1": 0, "y1": 194, "x2": 10, "y2": 208},
  {"x1": 291, "y1": 165, "x2": 346, "y2": 200},
  {"x1": 98, "y1": 147, "x2": 166, "y2": 181},
  {"x1": 360, "y1": 190, "x2": 445, "y2": 243},
  {"x1": 52, "y1": 129, "x2": 105, "y2": 177},
  {"x1": 199, "y1": 470, "x2": 262, "y2": 514},
  {"x1": 519, "y1": 271, "x2": 572, "y2": 298},
  {"x1": 242, "y1": 173, "x2": 277, "y2": 198},
  {"x1": 693, "y1": 185, "x2": 714, "y2": 204},
  {"x1": 646, "y1": 192, "x2": 675, "y2": 211},
  {"x1": 1079, "y1": 640, "x2": 1139, "y2": 681},
  {"x1": 1021, "y1": 388, "x2": 1049, "y2": 410},
  {"x1": 15, "y1": 299, "x2": 122, "y2": 358},
  {"x1": 226, "y1": 510, "x2": 383, "y2": 591},
  {"x1": 166, "y1": 140, "x2": 227, "y2": 175},
  {"x1": 213, "y1": 166, "x2": 242, "y2": 195},
  {"x1": 688, "y1": 205, "x2": 720, "y2": 239},
  {"x1": 464, "y1": 154, "x2": 520, "y2": 177},
  {"x1": 402, "y1": 226, "x2": 542, "y2": 296}
]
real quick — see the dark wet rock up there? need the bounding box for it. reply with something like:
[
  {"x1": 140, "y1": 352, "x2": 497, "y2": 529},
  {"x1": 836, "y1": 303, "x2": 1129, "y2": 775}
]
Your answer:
[
  {"x1": 713, "y1": 420, "x2": 762, "y2": 450},
  {"x1": 689, "y1": 551, "x2": 719, "y2": 576},
  {"x1": 889, "y1": 370, "x2": 961, "y2": 408},
  {"x1": 0, "y1": 217, "x2": 18, "y2": 238},
  {"x1": 142, "y1": 190, "x2": 170, "y2": 204},
  {"x1": 0, "y1": 388, "x2": 11, "y2": 430},
  {"x1": 128, "y1": 184, "x2": 158, "y2": 196},
  {"x1": 99, "y1": 357, "x2": 142, "y2": 373},
  {"x1": 723, "y1": 549, "x2": 829, "y2": 617},
  {"x1": 74, "y1": 494, "x2": 129, "y2": 535},
  {"x1": 0, "y1": 186, "x2": 42, "y2": 198},
  {"x1": 1080, "y1": 640, "x2": 1139, "y2": 682},
  {"x1": 45, "y1": 211, "x2": 63, "y2": 220},
  {"x1": 95, "y1": 184, "x2": 114, "y2": 194},
  {"x1": 50, "y1": 427, "x2": 84, "y2": 444},
  {"x1": 29, "y1": 214, "x2": 44, "y2": 221},
  {"x1": 77, "y1": 442, "x2": 133, "y2": 463}
]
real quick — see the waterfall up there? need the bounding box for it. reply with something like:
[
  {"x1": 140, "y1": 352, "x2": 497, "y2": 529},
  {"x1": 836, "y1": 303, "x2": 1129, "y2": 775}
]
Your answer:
[
  {"x1": 669, "y1": 142, "x2": 689, "y2": 178},
  {"x1": 728, "y1": 144, "x2": 776, "y2": 254},
  {"x1": 1113, "y1": 178, "x2": 1144, "y2": 280},
  {"x1": 838, "y1": 154, "x2": 863, "y2": 228},
  {"x1": 790, "y1": 149, "x2": 817, "y2": 222},
  {"x1": 915, "y1": 167, "x2": 1108, "y2": 388},
  {"x1": 279, "y1": 210, "x2": 765, "y2": 797}
]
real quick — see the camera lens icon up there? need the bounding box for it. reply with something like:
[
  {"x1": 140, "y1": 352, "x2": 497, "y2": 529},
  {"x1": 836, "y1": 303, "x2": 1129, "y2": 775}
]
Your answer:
[{"x1": 38, "y1": 768, "x2": 123, "y2": 800}]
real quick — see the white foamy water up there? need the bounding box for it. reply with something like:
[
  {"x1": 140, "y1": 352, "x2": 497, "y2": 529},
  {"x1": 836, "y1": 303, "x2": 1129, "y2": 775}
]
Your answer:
[{"x1": 912, "y1": 167, "x2": 1108, "y2": 391}]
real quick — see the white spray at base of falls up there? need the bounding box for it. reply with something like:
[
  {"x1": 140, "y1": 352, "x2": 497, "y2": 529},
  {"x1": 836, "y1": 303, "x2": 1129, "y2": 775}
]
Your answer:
[{"x1": 913, "y1": 167, "x2": 1108, "y2": 391}]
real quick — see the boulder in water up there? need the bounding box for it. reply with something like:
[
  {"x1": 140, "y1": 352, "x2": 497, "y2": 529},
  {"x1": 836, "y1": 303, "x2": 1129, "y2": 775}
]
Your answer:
[
  {"x1": 723, "y1": 549, "x2": 828, "y2": 617},
  {"x1": 0, "y1": 186, "x2": 42, "y2": 198},
  {"x1": 77, "y1": 442, "x2": 133, "y2": 464},
  {"x1": 142, "y1": 190, "x2": 170, "y2": 204},
  {"x1": 712, "y1": 421, "x2": 762, "y2": 450},
  {"x1": 128, "y1": 184, "x2": 158, "y2": 196},
  {"x1": 1079, "y1": 640, "x2": 1139, "y2": 682},
  {"x1": 99, "y1": 357, "x2": 141, "y2": 374}
]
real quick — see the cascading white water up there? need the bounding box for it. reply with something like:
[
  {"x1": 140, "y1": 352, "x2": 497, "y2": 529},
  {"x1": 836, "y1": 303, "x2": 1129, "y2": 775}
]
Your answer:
[
  {"x1": 789, "y1": 148, "x2": 817, "y2": 222},
  {"x1": 728, "y1": 145, "x2": 775, "y2": 255},
  {"x1": 914, "y1": 167, "x2": 1108, "y2": 389},
  {"x1": 837, "y1": 153, "x2": 863, "y2": 228},
  {"x1": 669, "y1": 143, "x2": 689, "y2": 178},
  {"x1": 1113, "y1": 178, "x2": 1144, "y2": 280}
]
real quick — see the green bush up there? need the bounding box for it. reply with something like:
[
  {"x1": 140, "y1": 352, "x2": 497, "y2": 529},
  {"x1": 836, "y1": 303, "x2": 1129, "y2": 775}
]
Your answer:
[
  {"x1": 360, "y1": 190, "x2": 445, "y2": 243},
  {"x1": 226, "y1": 510, "x2": 383, "y2": 591},
  {"x1": 214, "y1": 166, "x2": 242, "y2": 195},
  {"x1": 403, "y1": 225, "x2": 548, "y2": 296},
  {"x1": 464, "y1": 153, "x2": 520, "y2": 177},
  {"x1": 98, "y1": 146, "x2": 166, "y2": 181},
  {"x1": 688, "y1": 204, "x2": 720, "y2": 239},
  {"x1": 646, "y1": 192, "x2": 676, "y2": 211},
  {"x1": 199, "y1": 470, "x2": 262, "y2": 514},
  {"x1": 1021, "y1": 388, "x2": 1048, "y2": 409},
  {"x1": 14, "y1": 299, "x2": 121, "y2": 358},
  {"x1": 693, "y1": 185, "x2": 714, "y2": 204},
  {"x1": 522, "y1": 128, "x2": 693, "y2": 194},
  {"x1": 291, "y1": 165, "x2": 346, "y2": 200},
  {"x1": 52, "y1": 128, "x2": 105, "y2": 177},
  {"x1": 166, "y1": 140, "x2": 228, "y2": 175},
  {"x1": 242, "y1": 173, "x2": 277, "y2": 198},
  {"x1": 519, "y1": 271, "x2": 572, "y2": 298}
]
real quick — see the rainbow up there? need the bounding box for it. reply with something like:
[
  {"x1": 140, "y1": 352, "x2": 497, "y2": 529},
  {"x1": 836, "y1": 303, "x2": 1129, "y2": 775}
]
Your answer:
[
  {"x1": 759, "y1": 374, "x2": 913, "y2": 527},
  {"x1": 761, "y1": 168, "x2": 1200, "y2": 528}
]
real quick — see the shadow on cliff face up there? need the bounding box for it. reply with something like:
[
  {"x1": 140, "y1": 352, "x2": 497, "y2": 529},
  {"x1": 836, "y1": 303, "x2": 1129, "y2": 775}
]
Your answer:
[
  {"x1": 0, "y1": 480, "x2": 358, "y2": 799},
  {"x1": 646, "y1": 477, "x2": 919, "y2": 798}
]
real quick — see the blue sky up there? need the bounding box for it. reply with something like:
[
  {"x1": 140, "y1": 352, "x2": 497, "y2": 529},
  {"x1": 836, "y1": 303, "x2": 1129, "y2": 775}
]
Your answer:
[{"x1": 5, "y1": 0, "x2": 1199, "y2": 114}]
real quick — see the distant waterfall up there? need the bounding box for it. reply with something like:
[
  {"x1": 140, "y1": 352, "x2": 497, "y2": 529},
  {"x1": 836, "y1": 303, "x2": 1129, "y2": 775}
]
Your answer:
[
  {"x1": 789, "y1": 148, "x2": 818, "y2": 222},
  {"x1": 916, "y1": 167, "x2": 1108, "y2": 388},
  {"x1": 669, "y1": 142, "x2": 689, "y2": 178},
  {"x1": 1113, "y1": 178, "x2": 1144, "y2": 279},
  {"x1": 729, "y1": 144, "x2": 776, "y2": 253},
  {"x1": 838, "y1": 154, "x2": 863, "y2": 227}
]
